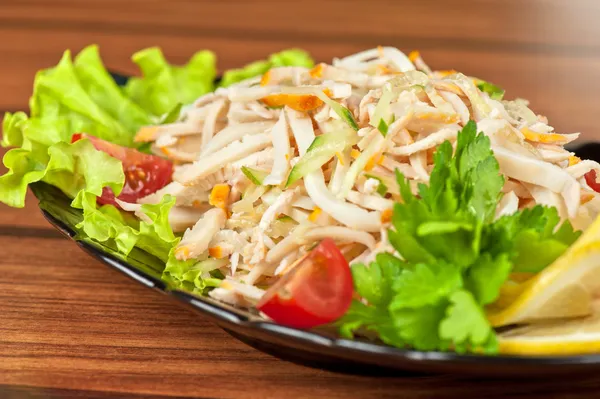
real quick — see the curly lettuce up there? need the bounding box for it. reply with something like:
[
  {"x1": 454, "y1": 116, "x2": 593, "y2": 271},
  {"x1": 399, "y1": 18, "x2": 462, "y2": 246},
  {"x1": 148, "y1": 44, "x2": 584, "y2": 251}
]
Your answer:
[
  {"x1": 219, "y1": 48, "x2": 314, "y2": 87},
  {"x1": 1, "y1": 44, "x2": 314, "y2": 278},
  {"x1": 124, "y1": 47, "x2": 217, "y2": 116}
]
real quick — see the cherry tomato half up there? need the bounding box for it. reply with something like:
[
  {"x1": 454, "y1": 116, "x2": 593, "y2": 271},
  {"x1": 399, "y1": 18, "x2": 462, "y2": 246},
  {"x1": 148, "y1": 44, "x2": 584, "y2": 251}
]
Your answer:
[
  {"x1": 257, "y1": 238, "x2": 353, "y2": 329},
  {"x1": 72, "y1": 133, "x2": 173, "y2": 207},
  {"x1": 585, "y1": 170, "x2": 600, "y2": 193}
]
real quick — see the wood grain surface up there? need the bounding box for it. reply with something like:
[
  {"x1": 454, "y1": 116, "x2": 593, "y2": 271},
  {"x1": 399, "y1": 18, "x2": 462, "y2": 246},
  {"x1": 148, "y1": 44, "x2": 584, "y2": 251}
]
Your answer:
[{"x1": 1, "y1": 0, "x2": 600, "y2": 397}]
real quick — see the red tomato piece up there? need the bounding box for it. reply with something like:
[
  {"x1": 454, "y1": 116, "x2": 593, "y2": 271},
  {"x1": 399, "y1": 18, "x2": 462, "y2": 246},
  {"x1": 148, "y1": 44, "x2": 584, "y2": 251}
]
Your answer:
[
  {"x1": 257, "y1": 238, "x2": 353, "y2": 329},
  {"x1": 585, "y1": 170, "x2": 600, "y2": 193},
  {"x1": 71, "y1": 133, "x2": 173, "y2": 207}
]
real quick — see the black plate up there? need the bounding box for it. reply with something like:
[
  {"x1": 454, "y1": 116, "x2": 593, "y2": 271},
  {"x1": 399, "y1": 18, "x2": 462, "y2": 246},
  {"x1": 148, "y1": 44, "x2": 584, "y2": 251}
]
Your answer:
[{"x1": 28, "y1": 72, "x2": 600, "y2": 377}]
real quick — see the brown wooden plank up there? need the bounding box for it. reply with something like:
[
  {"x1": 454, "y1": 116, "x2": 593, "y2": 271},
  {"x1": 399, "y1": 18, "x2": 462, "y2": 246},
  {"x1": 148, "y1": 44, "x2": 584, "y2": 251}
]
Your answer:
[
  {"x1": 1, "y1": 27, "x2": 600, "y2": 141},
  {"x1": 0, "y1": 385, "x2": 199, "y2": 399},
  {"x1": 2, "y1": 0, "x2": 600, "y2": 51},
  {"x1": 1, "y1": 236, "x2": 600, "y2": 398}
]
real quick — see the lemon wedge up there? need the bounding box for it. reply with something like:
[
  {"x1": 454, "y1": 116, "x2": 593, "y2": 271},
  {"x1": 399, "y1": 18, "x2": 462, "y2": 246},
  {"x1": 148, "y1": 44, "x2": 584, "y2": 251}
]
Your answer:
[
  {"x1": 498, "y1": 310, "x2": 600, "y2": 355},
  {"x1": 487, "y1": 215, "x2": 600, "y2": 327}
]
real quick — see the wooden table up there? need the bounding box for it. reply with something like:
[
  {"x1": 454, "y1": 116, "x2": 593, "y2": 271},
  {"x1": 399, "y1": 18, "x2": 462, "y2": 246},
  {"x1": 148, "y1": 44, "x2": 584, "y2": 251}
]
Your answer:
[{"x1": 1, "y1": 1, "x2": 600, "y2": 397}]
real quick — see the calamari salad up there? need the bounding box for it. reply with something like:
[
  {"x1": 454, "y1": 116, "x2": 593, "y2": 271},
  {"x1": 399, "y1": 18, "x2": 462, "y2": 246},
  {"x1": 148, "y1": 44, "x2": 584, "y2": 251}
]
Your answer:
[{"x1": 4, "y1": 46, "x2": 600, "y2": 354}]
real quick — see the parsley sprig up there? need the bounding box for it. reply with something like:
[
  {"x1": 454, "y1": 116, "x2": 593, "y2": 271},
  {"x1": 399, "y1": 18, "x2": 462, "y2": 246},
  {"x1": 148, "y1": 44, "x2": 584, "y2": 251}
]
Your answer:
[{"x1": 338, "y1": 121, "x2": 580, "y2": 354}]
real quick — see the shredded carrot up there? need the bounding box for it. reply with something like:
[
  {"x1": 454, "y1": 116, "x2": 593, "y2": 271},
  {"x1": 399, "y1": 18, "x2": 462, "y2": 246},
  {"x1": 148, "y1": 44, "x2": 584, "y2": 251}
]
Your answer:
[
  {"x1": 209, "y1": 246, "x2": 224, "y2": 259},
  {"x1": 335, "y1": 151, "x2": 345, "y2": 166},
  {"x1": 209, "y1": 184, "x2": 231, "y2": 214},
  {"x1": 260, "y1": 70, "x2": 271, "y2": 86},
  {"x1": 309, "y1": 63, "x2": 325, "y2": 79},
  {"x1": 160, "y1": 147, "x2": 171, "y2": 156},
  {"x1": 569, "y1": 156, "x2": 582, "y2": 166},
  {"x1": 435, "y1": 69, "x2": 458, "y2": 78},
  {"x1": 220, "y1": 281, "x2": 234, "y2": 290},
  {"x1": 365, "y1": 155, "x2": 378, "y2": 172},
  {"x1": 581, "y1": 193, "x2": 595, "y2": 205},
  {"x1": 521, "y1": 127, "x2": 567, "y2": 144},
  {"x1": 350, "y1": 149, "x2": 361, "y2": 159},
  {"x1": 381, "y1": 209, "x2": 393, "y2": 224},
  {"x1": 308, "y1": 207, "x2": 322, "y2": 222},
  {"x1": 192, "y1": 200, "x2": 203, "y2": 209},
  {"x1": 416, "y1": 112, "x2": 459, "y2": 124},
  {"x1": 408, "y1": 50, "x2": 420, "y2": 63},
  {"x1": 261, "y1": 93, "x2": 324, "y2": 112}
]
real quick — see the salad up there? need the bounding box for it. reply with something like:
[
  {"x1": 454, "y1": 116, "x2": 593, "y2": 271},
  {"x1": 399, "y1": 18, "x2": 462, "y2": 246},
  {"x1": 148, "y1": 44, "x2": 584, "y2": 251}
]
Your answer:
[{"x1": 4, "y1": 45, "x2": 600, "y2": 356}]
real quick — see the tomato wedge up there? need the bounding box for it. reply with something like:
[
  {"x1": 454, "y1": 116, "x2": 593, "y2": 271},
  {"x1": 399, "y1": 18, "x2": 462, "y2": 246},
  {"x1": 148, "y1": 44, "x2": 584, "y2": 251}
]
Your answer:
[
  {"x1": 585, "y1": 170, "x2": 600, "y2": 193},
  {"x1": 71, "y1": 133, "x2": 173, "y2": 207},
  {"x1": 257, "y1": 238, "x2": 353, "y2": 329}
]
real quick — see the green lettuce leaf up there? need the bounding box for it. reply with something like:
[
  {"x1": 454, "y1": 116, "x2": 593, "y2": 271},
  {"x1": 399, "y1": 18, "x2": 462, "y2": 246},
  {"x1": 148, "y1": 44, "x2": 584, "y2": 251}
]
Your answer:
[
  {"x1": 73, "y1": 190, "x2": 178, "y2": 263},
  {"x1": 0, "y1": 138, "x2": 123, "y2": 208},
  {"x1": 475, "y1": 80, "x2": 505, "y2": 100},
  {"x1": 162, "y1": 249, "x2": 224, "y2": 294},
  {"x1": 1, "y1": 45, "x2": 314, "y2": 295},
  {"x1": 219, "y1": 49, "x2": 314, "y2": 87},
  {"x1": 29, "y1": 49, "x2": 138, "y2": 147},
  {"x1": 124, "y1": 47, "x2": 216, "y2": 116},
  {"x1": 2, "y1": 111, "x2": 28, "y2": 148},
  {"x1": 32, "y1": 182, "x2": 168, "y2": 280},
  {"x1": 73, "y1": 45, "x2": 152, "y2": 133},
  {"x1": 0, "y1": 45, "x2": 159, "y2": 208}
]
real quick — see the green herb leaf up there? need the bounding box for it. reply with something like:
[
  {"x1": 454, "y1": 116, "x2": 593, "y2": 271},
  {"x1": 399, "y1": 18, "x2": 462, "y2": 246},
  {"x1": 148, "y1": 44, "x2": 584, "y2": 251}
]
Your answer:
[
  {"x1": 351, "y1": 256, "x2": 403, "y2": 308},
  {"x1": 465, "y1": 253, "x2": 512, "y2": 305},
  {"x1": 390, "y1": 261, "x2": 463, "y2": 309},
  {"x1": 439, "y1": 290, "x2": 496, "y2": 351},
  {"x1": 392, "y1": 303, "x2": 448, "y2": 351},
  {"x1": 341, "y1": 120, "x2": 579, "y2": 354}
]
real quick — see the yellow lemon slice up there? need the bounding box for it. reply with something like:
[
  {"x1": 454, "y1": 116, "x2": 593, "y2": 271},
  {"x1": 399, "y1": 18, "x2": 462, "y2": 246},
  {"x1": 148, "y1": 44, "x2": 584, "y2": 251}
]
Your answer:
[
  {"x1": 487, "y1": 215, "x2": 600, "y2": 327},
  {"x1": 498, "y1": 310, "x2": 600, "y2": 355}
]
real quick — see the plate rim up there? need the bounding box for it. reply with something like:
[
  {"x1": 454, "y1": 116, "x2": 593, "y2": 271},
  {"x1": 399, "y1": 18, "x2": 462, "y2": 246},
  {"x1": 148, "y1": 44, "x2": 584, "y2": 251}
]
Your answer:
[
  {"x1": 34, "y1": 183, "x2": 600, "y2": 371},
  {"x1": 23, "y1": 70, "x2": 600, "y2": 374}
]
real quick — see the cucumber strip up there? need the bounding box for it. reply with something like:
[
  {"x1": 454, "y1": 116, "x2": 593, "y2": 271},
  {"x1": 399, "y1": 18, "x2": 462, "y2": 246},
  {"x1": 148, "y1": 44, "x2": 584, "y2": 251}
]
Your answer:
[
  {"x1": 338, "y1": 133, "x2": 385, "y2": 198},
  {"x1": 241, "y1": 166, "x2": 270, "y2": 185},
  {"x1": 285, "y1": 127, "x2": 358, "y2": 187},
  {"x1": 364, "y1": 173, "x2": 389, "y2": 196},
  {"x1": 370, "y1": 87, "x2": 393, "y2": 135},
  {"x1": 314, "y1": 90, "x2": 359, "y2": 131},
  {"x1": 276, "y1": 215, "x2": 295, "y2": 222}
]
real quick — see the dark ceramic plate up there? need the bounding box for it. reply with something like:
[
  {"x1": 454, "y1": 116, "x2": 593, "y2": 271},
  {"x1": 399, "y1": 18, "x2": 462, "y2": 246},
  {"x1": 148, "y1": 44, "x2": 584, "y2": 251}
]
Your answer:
[{"x1": 29, "y1": 73, "x2": 600, "y2": 377}]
